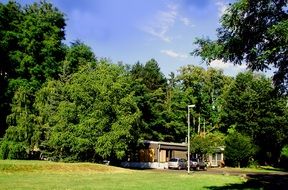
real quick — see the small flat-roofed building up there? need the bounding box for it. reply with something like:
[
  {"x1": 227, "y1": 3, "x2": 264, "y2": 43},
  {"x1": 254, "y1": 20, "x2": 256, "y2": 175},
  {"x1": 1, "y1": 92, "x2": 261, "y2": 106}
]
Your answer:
[
  {"x1": 121, "y1": 140, "x2": 224, "y2": 169},
  {"x1": 139, "y1": 140, "x2": 187, "y2": 162},
  {"x1": 121, "y1": 140, "x2": 187, "y2": 169}
]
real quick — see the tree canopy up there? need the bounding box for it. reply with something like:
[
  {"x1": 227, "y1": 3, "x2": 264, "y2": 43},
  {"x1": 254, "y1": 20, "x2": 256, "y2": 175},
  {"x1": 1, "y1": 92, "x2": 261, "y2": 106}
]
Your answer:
[
  {"x1": 0, "y1": 0, "x2": 287, "y2": 168},
  {"x1": 192, "y1": 0, "x2": 288, "y2": 94}
]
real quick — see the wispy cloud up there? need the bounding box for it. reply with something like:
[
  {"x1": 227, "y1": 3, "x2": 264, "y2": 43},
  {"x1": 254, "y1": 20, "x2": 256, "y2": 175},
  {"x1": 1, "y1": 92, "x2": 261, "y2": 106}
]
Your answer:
[
  {"x1": 214, "y1": 0, "x2": 228, "y2": 17},
  {"x1": 161, "y1": 49, "x2": 188, "y2": 59},
  {"x1": 141, "y1": 3, "x2": 194, "y2": 42},
  {"x1": 142, "y1": 4, "x2": 178, "y2": 42},
  {"x1": 179, "y1": 16, "x2": 195, "y2": 27}
]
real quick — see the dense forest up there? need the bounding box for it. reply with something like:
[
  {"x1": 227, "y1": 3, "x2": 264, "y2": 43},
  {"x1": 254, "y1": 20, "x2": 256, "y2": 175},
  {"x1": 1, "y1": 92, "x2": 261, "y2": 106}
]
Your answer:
[{"x1": 0, "y1": 1, "x2": 287, "y2": 168}]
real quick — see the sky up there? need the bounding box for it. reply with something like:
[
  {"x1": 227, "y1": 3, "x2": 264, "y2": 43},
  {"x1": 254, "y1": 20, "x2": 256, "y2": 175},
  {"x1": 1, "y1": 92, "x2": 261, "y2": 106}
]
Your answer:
[{"x1": 10, "y1": 0, "x2": 250, "y2": 76}]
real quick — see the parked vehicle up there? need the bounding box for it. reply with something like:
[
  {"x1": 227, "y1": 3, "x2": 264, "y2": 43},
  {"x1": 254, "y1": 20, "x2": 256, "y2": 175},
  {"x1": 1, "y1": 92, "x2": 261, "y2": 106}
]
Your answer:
[
  {"x1": 168, "y1": 158, "x2": 187, "y2": 170},
  {"x1": 190, "y1": 158, "x2": 207, "y2": 171}
]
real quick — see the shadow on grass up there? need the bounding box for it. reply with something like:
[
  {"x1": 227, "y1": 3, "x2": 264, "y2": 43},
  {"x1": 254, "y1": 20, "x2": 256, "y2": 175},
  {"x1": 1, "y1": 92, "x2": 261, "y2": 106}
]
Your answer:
[
  {"x1": 205, "y1": 174, "x2": 288, "y2": 190},
  {"x1": 259, "y1": 166, "x2": 288, "y2": 172}
]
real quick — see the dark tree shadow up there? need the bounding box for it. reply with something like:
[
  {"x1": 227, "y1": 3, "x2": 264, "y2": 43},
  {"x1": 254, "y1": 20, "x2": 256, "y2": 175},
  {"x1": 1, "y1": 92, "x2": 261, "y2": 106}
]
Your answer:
[{"x1": 205, "y1": 174, "x2": 288, "y2": 190}]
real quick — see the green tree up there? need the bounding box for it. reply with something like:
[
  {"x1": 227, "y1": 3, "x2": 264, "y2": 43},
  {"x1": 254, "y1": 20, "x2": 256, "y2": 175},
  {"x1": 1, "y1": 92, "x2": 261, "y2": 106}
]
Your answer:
[
  {"x1": 177, "y1": 65, "x2": 231, "y2": 133},
  {"x1": 130, "y1": 59, "x2": 168, "y2": 141},
  {"x1": 0, "y1": 1, "x2": 23, "y2": 136},
  {"x1": 34, "y1": 61, "x2": 140, "y2": 161},
  {"x1": 192, "y1": 0, "x2": 288, "y2": 93},
  {"x1": 8, "y1": 1, "x2": 66, "y2": 91},
  {"x1": 225, "y1": 130, "x2": 256, "y2": 167},
  {"x1": 0, "y1": 1, "x2": 66, "y2": 158},
  {"x1": 162, "y1": 84, "x2": 191, "y2": 142},
  {"x1": 0, "y1": 86, "x2": 35, "y2": 159},
  {"x1": 61, "y1": 40, "x2": 97, "y2": 79},
  {"x1": 222, "y1": 72, "x2": 288, "y2": 165},
  {"x1": 190, "y1": 132, "x2": 225, "y2": 155}
]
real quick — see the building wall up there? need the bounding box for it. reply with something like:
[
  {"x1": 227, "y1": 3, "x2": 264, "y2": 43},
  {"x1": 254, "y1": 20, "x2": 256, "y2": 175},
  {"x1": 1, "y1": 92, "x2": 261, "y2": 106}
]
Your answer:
[
  {"x1": 137, "y1": 141, "x2": 188, "y2": 163},
  {"x1": 173, "y1": 150, "x2": 186, "y2": 159},
  {"x1": 160, "y1": 150, "x2": 166, "y2": 162},
  {"x1": 139, "y1": 149, "x2": 154, "y2": 162},
  {"x1": 208, "y1": 153, "x2": 224, "y2": 167}
]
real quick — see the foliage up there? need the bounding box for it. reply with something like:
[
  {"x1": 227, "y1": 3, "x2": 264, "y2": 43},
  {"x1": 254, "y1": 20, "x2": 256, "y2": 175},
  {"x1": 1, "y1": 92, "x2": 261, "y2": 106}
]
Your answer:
[
  {"x1": 222, "y1": 72, "x2": 288, "y2": 164},
  {"x1": 162, "y1": 84, "x2": 190, "y2": 142},
  {"x1": 192, "y1": 0, "x2": 288, "y2": 93},
  {"x1": 0, "y1": 0, "x2": 287, "y2": 167},
  {"x1": 281, "y1": 145, "x2": 288, "y2": 158},
  {"x1": 177, "y1": 65, "x2": 232, "y2": 132},
  {"x1": 130, "y1": 59, "x2": 168, "y2": 141},
  {"x1": 61, "y1": 40, "x2": 97, "y2": 79},
  {"x1": 225, "y1": 131, "x2": 256, "y2": 167},
  {"x1": 35, "y1": 61, "x2": 140, "y2": 161},
  {"x1": 190, "y1": 132, "x2": 225, "y2": 155},
  {"x1": 0, "y1": 1, "x2": 65, "y2": 137},
  {"x1": 0, "y1": 141, "x2": 28, "y2": 160},
  {"x1": 0, "y1": 1, "x2": 23, "y2": 137},
  {"x1": 280, "y1": 145, "x2": 288, "y2": 168}
]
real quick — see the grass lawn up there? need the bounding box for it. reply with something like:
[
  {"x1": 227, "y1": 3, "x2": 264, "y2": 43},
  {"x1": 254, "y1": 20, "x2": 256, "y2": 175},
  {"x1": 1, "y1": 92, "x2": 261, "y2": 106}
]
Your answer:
[{"x1": 0, "y1": 160, "x2": 245, "y2": 190}]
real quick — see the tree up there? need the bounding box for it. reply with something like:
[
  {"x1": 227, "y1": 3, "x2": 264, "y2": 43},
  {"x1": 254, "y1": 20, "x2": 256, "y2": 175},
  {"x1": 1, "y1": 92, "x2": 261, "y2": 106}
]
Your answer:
[
  {"x1": 192, "y1": 0, "x2": 288, "y2": 93},
  {"x1": 130, "y1": 59, "x2": 168, "y2": 141},
  {"x1": 33, "y1": 61, "x2": 140, "y2": 161},
  {"x1": 224, "y1": 130, "x2": 256, "y2": 167},
  {"x1": 177, "y1": 65, "x2": 232, "y2": 132},
  {"x1": 0, "y1": 1, "x2": 23, "y2": 137},
  {"x1": 222, "y1": 72, "x2": 288, "y2": 165},
  {"x1": 0, "y1": 86, "x2": 35, "y2": 159},
  {"x1": 0, "y1": 1, "x2": 66, "y2": 158},
  {"x1": 162, "y1": 84, "x2": 191, "y2": 142},
  {"x1": 0, "y1": 1, "x2": 66, "y2": 137},
  {"x1": 190, "y1": 132, "x2": 225, "y2": 155},
  {"x1": 9, "y1": 1, "x2": 66, "y2": 90},
  {"x1": 61, "y1": 40, "x2": 97, "y2": 79}
]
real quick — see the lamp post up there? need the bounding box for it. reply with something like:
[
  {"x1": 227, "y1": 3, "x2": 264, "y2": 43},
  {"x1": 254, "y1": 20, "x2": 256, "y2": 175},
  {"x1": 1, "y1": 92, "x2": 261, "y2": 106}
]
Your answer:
[{"x1": 187, "y1": 104, "x2": 195, "y2": 174}]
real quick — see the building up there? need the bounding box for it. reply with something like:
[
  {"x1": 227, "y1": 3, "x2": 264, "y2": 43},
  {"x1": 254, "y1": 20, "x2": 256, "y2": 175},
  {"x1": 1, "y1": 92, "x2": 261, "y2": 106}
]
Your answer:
[
  {"x1": 121, "y1": 140, "x2": 224, "y2": 169},
  {"x1": 207, "y1": 146, "x2": 225, "y2": 167},
  {"x1": 121, "y1": 140, "x2": 187, "y2": 169},
  {"x1": 139, "y1": 140, "x2": 187, "y2": 162}
]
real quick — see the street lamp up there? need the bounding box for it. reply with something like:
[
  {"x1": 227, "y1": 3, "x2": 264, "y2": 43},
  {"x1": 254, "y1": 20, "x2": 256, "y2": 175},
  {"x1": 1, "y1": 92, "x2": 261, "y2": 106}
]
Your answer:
[{"x1": 187, "y1": 104, "x2": 195, "y2": 174}]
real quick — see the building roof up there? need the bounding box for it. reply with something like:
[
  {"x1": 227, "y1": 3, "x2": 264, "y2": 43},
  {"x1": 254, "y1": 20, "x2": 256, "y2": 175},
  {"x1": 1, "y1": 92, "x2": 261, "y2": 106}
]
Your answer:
[{"x1": 143, "y1": 140, "x2": 187, "y2": 147}]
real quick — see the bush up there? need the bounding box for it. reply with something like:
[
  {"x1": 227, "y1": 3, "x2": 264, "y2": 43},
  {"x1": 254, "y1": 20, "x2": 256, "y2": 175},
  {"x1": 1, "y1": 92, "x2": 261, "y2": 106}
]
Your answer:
[
  {"x1": 280, "y1": 145, "x2": 288, "y2": 169},
  {"x1": 224, "y1": 132, "x2": 256, "y2": 167},
  {"x1": 0, "y1": 141, "x2": 28, "y2": 159}
]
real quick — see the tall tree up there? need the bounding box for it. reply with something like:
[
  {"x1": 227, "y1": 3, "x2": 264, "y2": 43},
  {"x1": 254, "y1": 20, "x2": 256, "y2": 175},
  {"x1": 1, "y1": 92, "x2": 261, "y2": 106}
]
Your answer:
[
  {"x1": 192, "y1": 0, "x2": 288, "y2": 93},
  {"x1": 130, "y1": 59, "x2": 168, "y2": 141},
  {"x1": 177, "y1": 65, "x2": 232, "y2": 132},
  {"x1": 1, "y1": 60, "x2": 140, "y2": 161},
  {"x1": 61, "y1": 40, "x2": 97, "y2": 79},
  {"x1": 0, "y1": 1, "x2": 23, "y2": 136},
  {"x1": 0, "y1": 1, "x2": 66, "y2": 158},
  {"x1": 222, "y1": 72, "x2": 288, "y2": 164},
  {"x1": 43, "y1": 61, "x2": 140, "y2": 161}
]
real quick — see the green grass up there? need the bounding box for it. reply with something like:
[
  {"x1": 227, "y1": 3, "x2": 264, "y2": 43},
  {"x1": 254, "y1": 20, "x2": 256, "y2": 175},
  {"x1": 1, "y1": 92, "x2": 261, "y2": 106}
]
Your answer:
[
  {"x1": 213, "y1": 166, "x2": 285, "y2": 173},
  {"x1": 0, "y1": 160, "x2": 245, "y2": 190}
]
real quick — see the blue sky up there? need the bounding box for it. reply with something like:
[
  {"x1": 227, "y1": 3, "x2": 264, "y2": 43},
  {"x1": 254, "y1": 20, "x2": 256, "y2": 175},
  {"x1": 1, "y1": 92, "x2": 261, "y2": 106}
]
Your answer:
[{"x1": 12, "y1": 0, "x2": 250, "y2": 76}]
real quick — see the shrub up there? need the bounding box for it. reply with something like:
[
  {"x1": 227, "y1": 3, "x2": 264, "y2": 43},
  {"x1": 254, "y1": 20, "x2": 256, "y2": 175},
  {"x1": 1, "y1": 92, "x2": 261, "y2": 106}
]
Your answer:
[
  {"x1": 224, "y1": 132, "x2": 256, "y2": 167},
  {"x1": 280, "y1": 145, "x2": 288, "y2": 169},
  {"x1": 0, "y1": 141, "x2": 28, "y2": 159}
]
